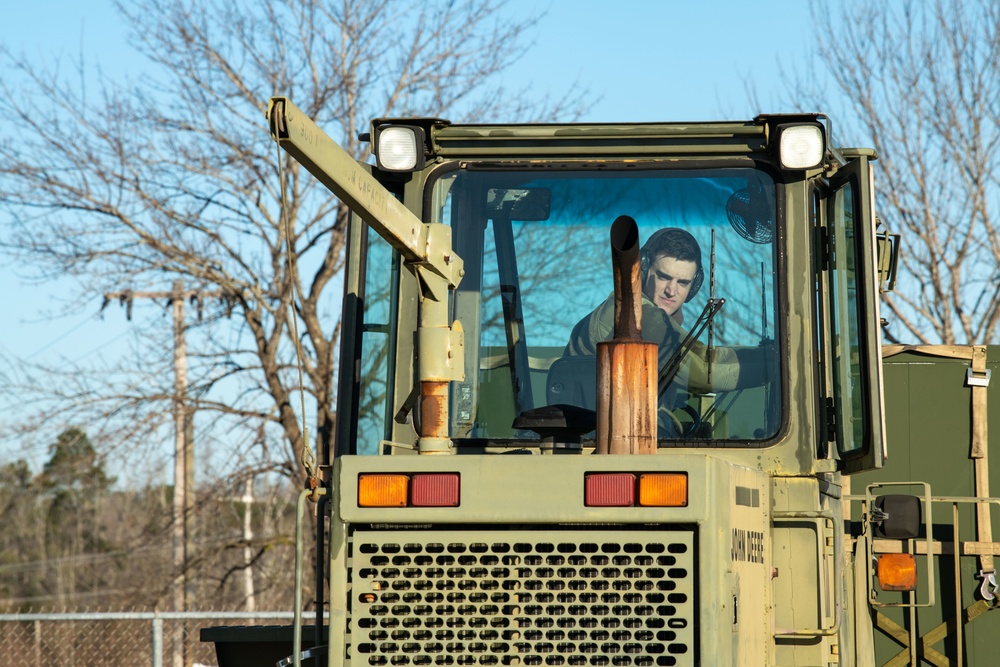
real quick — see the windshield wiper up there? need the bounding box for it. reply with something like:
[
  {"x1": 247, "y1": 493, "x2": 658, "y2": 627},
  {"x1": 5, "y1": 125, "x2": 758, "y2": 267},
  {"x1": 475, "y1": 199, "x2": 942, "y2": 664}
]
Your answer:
[{"x1": 657, "y1": 298, "x2": 725, "y2": 397}]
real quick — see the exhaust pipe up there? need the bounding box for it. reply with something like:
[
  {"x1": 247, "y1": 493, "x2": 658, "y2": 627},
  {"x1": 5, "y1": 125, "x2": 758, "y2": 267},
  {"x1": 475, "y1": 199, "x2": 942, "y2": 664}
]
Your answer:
[{"x1": 595, "y1": 216, "x2": 657, "y2": 455}]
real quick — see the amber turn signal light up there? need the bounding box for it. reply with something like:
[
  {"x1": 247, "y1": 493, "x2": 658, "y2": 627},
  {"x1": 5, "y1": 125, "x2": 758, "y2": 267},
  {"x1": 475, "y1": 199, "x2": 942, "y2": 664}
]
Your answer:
[
  {"x1": 638, "y1": 473, "x2": 688, "y2": 507},
  {"x1": 358, "y1": 474, "x2": 409, "y2": 507},
  {"x1": 877, "y1": 553, "x2": 917, "y2": 591}
]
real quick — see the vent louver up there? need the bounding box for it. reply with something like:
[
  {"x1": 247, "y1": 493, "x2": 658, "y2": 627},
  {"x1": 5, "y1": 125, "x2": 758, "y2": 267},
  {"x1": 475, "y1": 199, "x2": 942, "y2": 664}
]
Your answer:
[{"x1": 349, "y1": 530, "x2": 695, "y2": 667}]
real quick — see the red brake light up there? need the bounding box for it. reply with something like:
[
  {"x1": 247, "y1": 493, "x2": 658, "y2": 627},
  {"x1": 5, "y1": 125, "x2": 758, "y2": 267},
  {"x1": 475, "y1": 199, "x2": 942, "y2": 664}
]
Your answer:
[
  {"x1": 411, "y1": 473, "x2": 460, "y2": 507},
  {"x1": 585, "y1": 473, "x2": 636, "y2": 507}
]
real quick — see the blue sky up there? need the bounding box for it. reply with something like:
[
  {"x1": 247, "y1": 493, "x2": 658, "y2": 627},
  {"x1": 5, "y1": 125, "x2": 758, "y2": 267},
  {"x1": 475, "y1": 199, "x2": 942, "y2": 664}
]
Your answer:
[
  {"x1": 1, "y1": 0, "x2": 817, "y2": 121},
  {"x1": 503, "y1": 1, "x2": 817, "y2": 122},
  {"x1": 0, "y1": 0, "x2": 824, "y2": 470}
]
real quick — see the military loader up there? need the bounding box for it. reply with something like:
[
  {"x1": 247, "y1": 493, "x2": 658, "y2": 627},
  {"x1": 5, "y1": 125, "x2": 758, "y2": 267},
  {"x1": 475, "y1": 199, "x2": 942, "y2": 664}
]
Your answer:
[{"x1": 201, "y1": 99, "x2": 999, "y2": 667}]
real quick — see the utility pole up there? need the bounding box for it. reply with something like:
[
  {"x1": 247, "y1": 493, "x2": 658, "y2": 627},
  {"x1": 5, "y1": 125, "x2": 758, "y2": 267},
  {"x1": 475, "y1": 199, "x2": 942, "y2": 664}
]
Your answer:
[
  {"x1": 242, "y1": 477, "x2": 256, "y2": 613},
  {"x1": 104, "y1": 280, "x2": 228, "y2": 667},
  {"x1": 171, "y1": 280, "x2": 188, "y2": 649}
]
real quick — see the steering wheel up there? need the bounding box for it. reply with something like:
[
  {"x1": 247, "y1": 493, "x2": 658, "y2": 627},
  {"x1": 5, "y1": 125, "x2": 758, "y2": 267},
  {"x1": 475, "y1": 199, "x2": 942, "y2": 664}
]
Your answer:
[{"x1": 664, "y1": 402, "x2": 704, "y2": 437}]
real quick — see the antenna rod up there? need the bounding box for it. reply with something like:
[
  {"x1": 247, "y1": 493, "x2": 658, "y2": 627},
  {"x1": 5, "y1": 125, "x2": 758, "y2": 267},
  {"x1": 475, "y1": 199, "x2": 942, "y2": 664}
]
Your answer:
[
  {"x1": 707, "y1": 230, "x2": 716, "y2": 385},
  {"x1": 760, "y1": 261, "x2": 768, "y2": 341}
]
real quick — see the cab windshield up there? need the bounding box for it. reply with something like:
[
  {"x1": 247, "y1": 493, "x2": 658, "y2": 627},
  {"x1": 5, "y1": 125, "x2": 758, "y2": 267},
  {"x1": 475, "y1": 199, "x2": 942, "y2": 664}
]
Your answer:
[
  {"x1": 433, "y1": 167, "x2": 782, "y2": 445},
  {"x1": 355, "y1": 166, "x2": 783, "y2": 451}
]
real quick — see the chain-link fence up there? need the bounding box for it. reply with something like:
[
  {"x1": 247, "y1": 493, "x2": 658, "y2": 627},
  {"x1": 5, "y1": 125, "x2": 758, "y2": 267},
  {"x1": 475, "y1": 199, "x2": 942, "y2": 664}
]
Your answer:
[{"x1": 0, "y1": 611, "x2": 316, "y2": 667}]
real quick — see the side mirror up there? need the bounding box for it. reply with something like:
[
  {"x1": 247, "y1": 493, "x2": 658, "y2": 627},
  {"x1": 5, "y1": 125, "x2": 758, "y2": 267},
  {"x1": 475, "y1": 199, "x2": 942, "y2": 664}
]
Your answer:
[
  {"x1": 871, "y1": 494, "x2": 921, "y2": 539},
  {"x1": 876, "y1": 230, "x2": 900, "y2": 293}
]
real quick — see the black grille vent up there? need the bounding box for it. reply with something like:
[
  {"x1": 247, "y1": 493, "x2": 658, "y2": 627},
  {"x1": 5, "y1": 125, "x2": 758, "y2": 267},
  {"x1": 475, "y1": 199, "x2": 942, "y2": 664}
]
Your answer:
[{"x1": 349, "y1": 530, "x2": 695, "y2": 667}]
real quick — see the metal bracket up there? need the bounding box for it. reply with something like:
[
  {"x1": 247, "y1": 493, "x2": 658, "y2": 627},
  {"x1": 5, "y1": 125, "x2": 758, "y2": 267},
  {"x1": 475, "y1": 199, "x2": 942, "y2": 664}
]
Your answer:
[
  {"x1": 978, "y1": 569, "x2": 998, "y2": 601},
  {"x1": 379, "y1": 440, "x2": 416, "y2": 451},
  {"x1": 865, "y1": 482, "x2": 936, "y2": 608},
  {"x1": 416, "y1": 321, "x2": 466, "y2": 382},
  {"x1": 967, "y1": 368, "x2": 991, "y2": 388}
]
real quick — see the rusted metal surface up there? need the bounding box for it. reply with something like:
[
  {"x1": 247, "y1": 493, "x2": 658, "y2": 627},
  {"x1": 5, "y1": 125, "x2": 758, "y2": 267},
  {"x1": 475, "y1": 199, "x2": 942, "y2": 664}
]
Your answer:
[
  {"x1": 597, "y1": 216, "x2": 657, "y2": 455},
  {"x1": 596, "y1": 340, "x2": 658, "y2": 454},
  {"x1": 420, "y1": 381, "x2": 450, "y2": 439}
]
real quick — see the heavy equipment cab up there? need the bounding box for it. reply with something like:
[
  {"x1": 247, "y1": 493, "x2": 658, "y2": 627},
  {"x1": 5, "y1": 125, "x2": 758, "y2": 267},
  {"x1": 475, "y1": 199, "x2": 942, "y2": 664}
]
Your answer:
[{"x1": 333, "y1": 110, "x2": 884, "y2": 475}]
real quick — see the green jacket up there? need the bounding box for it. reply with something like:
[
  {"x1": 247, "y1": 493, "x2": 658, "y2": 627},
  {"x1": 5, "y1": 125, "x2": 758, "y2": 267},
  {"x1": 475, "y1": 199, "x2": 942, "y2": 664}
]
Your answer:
[{"x1": 563, "y1": 292, "x2": 766, "y2": 394}]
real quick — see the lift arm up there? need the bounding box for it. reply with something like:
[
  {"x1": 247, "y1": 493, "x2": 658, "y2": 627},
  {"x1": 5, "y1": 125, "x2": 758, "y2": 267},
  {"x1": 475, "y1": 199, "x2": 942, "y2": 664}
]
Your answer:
[
  {"x1": 268, "y1": 96, "x2": 465, "y2": 453},
  {"x1": 267, "y1": 96, "x2": 463, "y2": 288}
]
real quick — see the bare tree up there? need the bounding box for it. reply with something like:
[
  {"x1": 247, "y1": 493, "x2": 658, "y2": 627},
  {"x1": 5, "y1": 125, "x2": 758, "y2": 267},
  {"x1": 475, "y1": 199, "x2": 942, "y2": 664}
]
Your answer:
[
  {"x1": 783, "y1": 0, "x2": 1000, "y2": 344},
  {"x1": 0, "y1": 0, "x2": 589, "y2": 614},
  {"x1": 0, "y1": 0, "x2": 585, "y2": 488}
]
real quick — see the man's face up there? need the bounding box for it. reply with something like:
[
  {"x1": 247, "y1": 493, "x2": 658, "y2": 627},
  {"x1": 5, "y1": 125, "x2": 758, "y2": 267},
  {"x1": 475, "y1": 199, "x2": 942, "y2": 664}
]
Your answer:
[{"x1": 643, "y1": 255, "x2": 698, "y2": 316}]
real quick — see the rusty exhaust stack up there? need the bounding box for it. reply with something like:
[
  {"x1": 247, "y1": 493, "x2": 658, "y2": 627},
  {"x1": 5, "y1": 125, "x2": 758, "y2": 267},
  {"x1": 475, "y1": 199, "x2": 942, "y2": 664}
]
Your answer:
[{"x1": 595, "y1": 216, "x2": 658, "y2": 455}]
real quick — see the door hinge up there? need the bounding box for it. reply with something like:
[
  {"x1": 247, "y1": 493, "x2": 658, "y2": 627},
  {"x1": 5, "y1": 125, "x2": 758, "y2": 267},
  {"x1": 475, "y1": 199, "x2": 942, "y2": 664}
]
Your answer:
[
  {"x1": 825, "y1": 396, "x2": 836, "y2": 442},
  {"x1": 818, "y1": 226, "x2": 831, "y2": 272}
]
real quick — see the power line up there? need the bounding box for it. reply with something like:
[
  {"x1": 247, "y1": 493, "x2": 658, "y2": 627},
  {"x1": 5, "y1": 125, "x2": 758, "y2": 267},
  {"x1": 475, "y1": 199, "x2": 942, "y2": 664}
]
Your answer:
[
  {"x1": 22, "y1": 312, "x2": 97, "y2": 360},
  {"x1": 11, "y1": 296, "x2": 141, "y2": 365}
]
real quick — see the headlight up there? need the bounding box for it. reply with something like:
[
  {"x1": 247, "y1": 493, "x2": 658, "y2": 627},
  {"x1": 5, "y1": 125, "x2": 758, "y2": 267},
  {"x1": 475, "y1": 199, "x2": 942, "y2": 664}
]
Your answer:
[
  {"x1": 778, "y1": 123, "x2": 825, "y2": 170},
  {"x1": 374, "y1": 125, "x2": 425, "y2": 171}
]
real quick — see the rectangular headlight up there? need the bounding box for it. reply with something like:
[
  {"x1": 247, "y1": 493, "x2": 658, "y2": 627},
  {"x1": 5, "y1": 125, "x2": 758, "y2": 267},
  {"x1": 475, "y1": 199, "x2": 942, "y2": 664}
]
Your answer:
[
  {"x1": 374, "y1": 125, "x2": 425, "y2": 171},
  {"x1": 778, "y1": 123, "x2": 824, "y2": 169}
]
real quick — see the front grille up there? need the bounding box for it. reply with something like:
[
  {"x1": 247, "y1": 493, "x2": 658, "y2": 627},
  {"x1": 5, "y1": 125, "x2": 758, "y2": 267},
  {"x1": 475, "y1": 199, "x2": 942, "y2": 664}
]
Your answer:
[{"x1": 349, "y1": 529, "x2": 695, "y2": 667}]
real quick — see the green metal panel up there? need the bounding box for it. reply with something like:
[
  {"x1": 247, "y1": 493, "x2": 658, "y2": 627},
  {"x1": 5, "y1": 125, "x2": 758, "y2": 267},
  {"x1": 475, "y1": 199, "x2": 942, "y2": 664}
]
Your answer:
[
  {"x1": 881, "y1": 356, "x2": 974, "y2": 491},
  {"x1": 850, "y1": 347, "x2": 1000, "y2": 666},
  {"x1": 330, "y1": 454, "x2": 772, "y2": 667},
  {"x1": 338, "y1": 453, "x2": 713, "y2": 525},
  {"x1": 853, "y1": 347, "x2": 1000, "y2": 494}
]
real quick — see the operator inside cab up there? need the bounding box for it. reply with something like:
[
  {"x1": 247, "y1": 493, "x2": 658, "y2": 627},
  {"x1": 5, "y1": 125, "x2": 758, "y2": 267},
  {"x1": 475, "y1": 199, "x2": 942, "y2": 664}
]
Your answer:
[{"x1": 562, "y1": 227, "x2": 772, "y2": 437}]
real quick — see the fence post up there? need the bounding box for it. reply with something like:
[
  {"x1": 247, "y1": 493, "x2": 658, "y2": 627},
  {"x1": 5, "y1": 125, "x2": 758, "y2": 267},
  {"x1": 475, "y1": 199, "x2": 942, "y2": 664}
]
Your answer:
[
  {"x1": 33, "y1": 619, "x2": 41, "y2": 667},
  {"x1": 152, "y1": 615, "x2": 164, "y2": 667}
]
